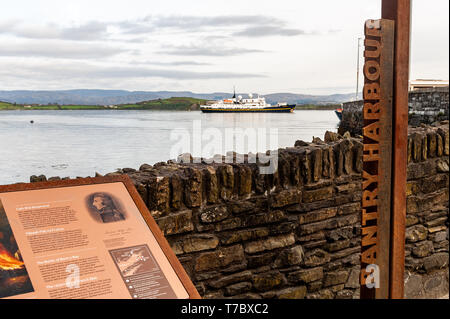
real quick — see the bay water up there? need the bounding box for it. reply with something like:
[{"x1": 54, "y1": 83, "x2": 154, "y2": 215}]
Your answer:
[{"x1": 0, "y1": 110, "x2": 339, "y2": 185}]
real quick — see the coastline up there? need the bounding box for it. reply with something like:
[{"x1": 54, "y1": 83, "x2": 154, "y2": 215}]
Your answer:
[
  {"x1": 0, "y1": 104, "x2": 339, "y2": 111},
  {"x1": 0, "y1": 97, "x2": 208, "y2": 111}
]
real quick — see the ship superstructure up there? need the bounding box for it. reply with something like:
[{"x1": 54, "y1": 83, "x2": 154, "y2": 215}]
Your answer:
[{"x1": 200, "y1": 92, "x2": 295, "y2": 113}]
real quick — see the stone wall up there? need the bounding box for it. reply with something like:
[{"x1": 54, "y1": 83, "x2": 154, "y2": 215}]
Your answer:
[
  {"x1": 409, "y1": 88, "x2": 449, "y2": 127},
  {"x1": 119, "y1": 134, "x2": 366, "y2": 299},
  {"x1": 339, "y1": 87, "x2": 449, "y2": 136},
  {"x1": 338, "y1": 100, "x2": 363, "y2": 136},
  {"x1": 30, "y1": 124, "x2": 449, "y2": 299},
  {"x1": 404, "y1": 124, "x2": 449, "y2": 298}
]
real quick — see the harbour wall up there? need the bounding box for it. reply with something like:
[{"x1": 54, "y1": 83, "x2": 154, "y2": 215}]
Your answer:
[
  {"x1": 31, "y1": 124, "x2": 449, "y2": 299},
  {"x1": 339, "y1": 87, "x2": 449, "y2": 136}
]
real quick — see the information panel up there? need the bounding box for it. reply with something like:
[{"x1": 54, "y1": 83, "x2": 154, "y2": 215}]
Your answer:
[{"x1": 0, "y1": 176, "x2": 199, "y2": 299}]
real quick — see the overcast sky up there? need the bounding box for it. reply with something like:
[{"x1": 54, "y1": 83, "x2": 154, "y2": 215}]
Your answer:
[{"x1": 0, "y1": 0, "x2": 448, "y2": 95}]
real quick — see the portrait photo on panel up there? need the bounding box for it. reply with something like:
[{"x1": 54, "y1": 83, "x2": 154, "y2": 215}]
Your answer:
[{"x1": 85, "y1": 192, "x2": 126, "y2": 223}]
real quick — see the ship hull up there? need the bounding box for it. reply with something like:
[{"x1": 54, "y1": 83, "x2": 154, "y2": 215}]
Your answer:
[{"x1": 201, "y1": 104, "x2": 296, "y2": 113}]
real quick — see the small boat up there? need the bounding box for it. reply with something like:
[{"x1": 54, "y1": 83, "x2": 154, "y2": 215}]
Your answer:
[
  {"x1": 200, "y1": 92, "x2": 295, "y2": 113},
  {"x1": 335, "y1": 108, "x2": 343, "y2": 121}
]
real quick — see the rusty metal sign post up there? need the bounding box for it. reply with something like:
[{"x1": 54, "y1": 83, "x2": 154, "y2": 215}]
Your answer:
[
  {"x1": 360, "y1": 18, "x2": 395, "y2": 300},
  {"x1": 382, "y1": 0, "x2": 411, "y2": 300},
  {"x1": 360, "y1": 0, "x2": 410, "y2": 299}
]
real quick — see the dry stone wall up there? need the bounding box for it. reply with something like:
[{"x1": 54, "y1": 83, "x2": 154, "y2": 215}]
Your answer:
[
  {"x1": 121, "y1": 134, "x2": 365, "y2": 299},
  {"x1": 409, "y1": 88, "x2": 449, "y2": 127},
  {"x1": 404, "y1": 124, "x2": 449, "y2": 298},
  {"x1": 30, "y1": 123, "x2": 449, "y2": 299},
  {"x1": 111, "y1": 123, "x2": 450, "y2": 299},
  {"x1": 339, "y1": 87, "x2": 449, "y2": 136}
]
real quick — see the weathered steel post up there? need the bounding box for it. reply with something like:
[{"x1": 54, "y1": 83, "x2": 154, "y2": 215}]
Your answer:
[
  {"x1": 381, "y1": 0, "x2": 411, "y2": 300},
  {"x1": 360, "y1": 18, "x2": 395, "y2": 300},
  {"x1": 360, "y1": 0, "x2": 410, "y2": 299}
]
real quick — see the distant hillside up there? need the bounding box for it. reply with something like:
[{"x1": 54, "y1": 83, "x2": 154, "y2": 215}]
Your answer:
[
  {"x1": 0, "y1": 101, "x2": 15, "y2": 110},
  {"x1": 262, "y1": 93, "x2": 357, "y2": 105},
  {"x1": 0, "y1": 97, "x2": 207, "y2": 111},
  {"x1": 0, "y1": 89, "x2": 357, "y2": 106},
  {"x1": 121, "y1": 97, "x2": 207, "y2": 110}
]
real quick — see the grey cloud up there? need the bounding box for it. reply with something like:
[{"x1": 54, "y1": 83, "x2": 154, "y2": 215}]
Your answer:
[
  {"x1": 120, "y1": 37, "x2": 150, "y2": 43},
  {"x1": 233, "y1": 26, "x2": 307, "y2": 37},
  {"x1": 90, "y1": 68, "x2": 263, "y2": 80},
  {"x1": 60, "y1": 22, "x2": 108, "y2": 41},
  {"x1": 144, "y1": 15, "x2": 281, "y2": 30},
  {"x1": 0, "y1": 61, "x2": 264, "y2": 80},
  {"x1": 0, "y1": 42, "x2": 127, "y2": 59},
  {"x1": 129, "y1": 60, "x2": 211, "y2": 66},
  {"x1": 116, "y1": 15, "x2": 306, "y2": 39},
  {"x1": 115, "y1": 21, "x2": 154, "y2": 35},
  {"x1": 1, "y1": 15, "x2": 310, "y2": 42},
  {"x1": 158, "y1": 45, "x2": 264, "y2": 57},
  {"x1": 0, "y1": 21, "x2": 108, "y2": 41},
  {"x1": 166, "y1": 61, "x2": 210, "y2": 66}
]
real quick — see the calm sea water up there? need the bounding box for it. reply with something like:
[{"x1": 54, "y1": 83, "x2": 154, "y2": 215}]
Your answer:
[{"x1": 0, "y1": 110, "x2": 339, "y2": 185}]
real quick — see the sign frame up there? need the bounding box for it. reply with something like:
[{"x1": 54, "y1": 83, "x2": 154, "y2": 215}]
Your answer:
[{"x1": 0, "y1": 175, "x2": 201, "y2": 299}]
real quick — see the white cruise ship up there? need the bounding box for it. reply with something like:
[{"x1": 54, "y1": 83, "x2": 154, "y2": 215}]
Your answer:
[{"x1": 200, "y1": 92, "x2": 295, "y2": 113}]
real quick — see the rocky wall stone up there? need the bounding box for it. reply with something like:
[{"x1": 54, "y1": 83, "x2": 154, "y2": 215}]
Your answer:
[{"x1": 30, "y1": 123, "x2": 449, "y2": 299}]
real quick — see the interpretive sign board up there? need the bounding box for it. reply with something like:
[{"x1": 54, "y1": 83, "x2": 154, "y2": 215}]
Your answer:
[{"x1": 0, "y1": 176, "x2": 200, "y2": 299}]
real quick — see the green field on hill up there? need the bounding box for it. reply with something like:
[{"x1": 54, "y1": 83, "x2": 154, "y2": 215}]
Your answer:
[
  {"x1": 121, "y1": 97, "x2": 207, "y2": 110},
  {"x1": 0, "y1": 97, "x2": 208, "y2": 111},
  {"x1": 0, "y1": 101, "x2": 17, "y2": 110}
]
